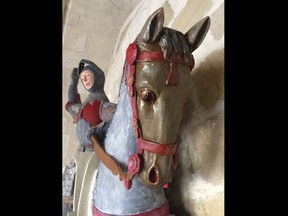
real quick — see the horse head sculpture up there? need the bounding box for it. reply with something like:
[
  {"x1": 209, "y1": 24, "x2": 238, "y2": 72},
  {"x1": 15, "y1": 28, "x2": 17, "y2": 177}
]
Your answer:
[{"x1": 126, "y1": 7, "x2": 210, "y2": 188}]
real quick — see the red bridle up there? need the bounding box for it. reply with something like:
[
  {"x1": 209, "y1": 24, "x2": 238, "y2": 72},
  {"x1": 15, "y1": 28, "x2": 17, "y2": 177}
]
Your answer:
[{"x1": 123, "y1": 42, "x2": 194, "y2": 189}]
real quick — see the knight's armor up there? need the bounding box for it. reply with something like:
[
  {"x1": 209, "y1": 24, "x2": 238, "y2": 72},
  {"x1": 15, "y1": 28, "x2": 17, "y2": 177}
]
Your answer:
[{"x1": 62, "y1": 59, "x2": 116, "y2": 216}]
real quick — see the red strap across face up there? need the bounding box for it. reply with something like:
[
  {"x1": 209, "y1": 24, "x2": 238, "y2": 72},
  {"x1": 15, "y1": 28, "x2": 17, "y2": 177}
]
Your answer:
[
  {"x1": 137, "y1": 51, "x2": 194, "y2": 70},
  {"x1": 137, "y1": 51, "x2": 194, "y2": 86},
  {"x1": 138, "y1": 138, "x2": 177, "y2": 155}
]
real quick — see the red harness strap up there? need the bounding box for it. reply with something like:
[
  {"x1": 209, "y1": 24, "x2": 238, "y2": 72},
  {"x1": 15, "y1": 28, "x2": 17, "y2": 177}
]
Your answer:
[
  {"x1": 137, "y1": 50, "x2": 194, "y2": 86},
  {"x1": 137, "y1": 138, "x2": 177, "y2": 155},
  {"x1": 137, "y1": 50, "x2": 194, "y2": 69}
]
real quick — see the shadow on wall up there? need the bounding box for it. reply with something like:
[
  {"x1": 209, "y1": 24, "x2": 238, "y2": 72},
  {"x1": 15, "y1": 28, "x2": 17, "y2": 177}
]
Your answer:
[{"x1": 165, "y1": 48, "x2": 224, "y2": 216}]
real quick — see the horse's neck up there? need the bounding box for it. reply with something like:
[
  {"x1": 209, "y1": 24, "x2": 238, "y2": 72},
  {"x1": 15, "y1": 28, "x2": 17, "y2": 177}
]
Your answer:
[{"x1": 104, "y1": 80, "x2": 137, "y2": 164}]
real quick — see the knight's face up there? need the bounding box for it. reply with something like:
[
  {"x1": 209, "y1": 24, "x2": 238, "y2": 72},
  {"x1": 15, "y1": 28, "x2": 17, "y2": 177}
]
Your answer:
[{"x1": 80, "y1": 70, "x2": 94, "y2": 90}]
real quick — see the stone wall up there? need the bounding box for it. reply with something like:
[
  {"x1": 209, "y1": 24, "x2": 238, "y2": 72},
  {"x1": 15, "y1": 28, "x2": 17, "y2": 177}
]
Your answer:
[{"x1": 63, "y1": 0, "x2": 224, "y2": 215}]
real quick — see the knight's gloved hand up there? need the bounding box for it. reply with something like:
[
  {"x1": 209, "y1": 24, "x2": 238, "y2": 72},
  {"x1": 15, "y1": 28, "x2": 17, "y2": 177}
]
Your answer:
[{"x1": 70, "y1": 67, "x2": 79, "y2": 86}]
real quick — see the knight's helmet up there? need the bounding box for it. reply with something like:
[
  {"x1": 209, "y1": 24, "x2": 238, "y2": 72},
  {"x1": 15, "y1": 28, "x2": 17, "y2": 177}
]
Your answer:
[{"x1": 78, "y1": 59, "x2": 106, "y2": 94}]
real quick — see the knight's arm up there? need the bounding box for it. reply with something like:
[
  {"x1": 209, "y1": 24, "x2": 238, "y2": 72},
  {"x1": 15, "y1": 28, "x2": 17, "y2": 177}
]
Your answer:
[{"x1": 65, "y1": 67, "x2": 82, "y2": 122}]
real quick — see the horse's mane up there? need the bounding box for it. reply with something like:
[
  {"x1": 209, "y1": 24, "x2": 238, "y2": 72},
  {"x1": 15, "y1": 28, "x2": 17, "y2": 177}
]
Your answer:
[{"x1": 158, "y1": 27, "x2": 190, "y2": 60}]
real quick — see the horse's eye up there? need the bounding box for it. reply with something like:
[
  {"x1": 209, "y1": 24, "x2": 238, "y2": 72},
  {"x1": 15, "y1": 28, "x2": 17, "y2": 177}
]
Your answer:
[{"x1": 141, "y1": 89, "x2": 156, "y2": 104}]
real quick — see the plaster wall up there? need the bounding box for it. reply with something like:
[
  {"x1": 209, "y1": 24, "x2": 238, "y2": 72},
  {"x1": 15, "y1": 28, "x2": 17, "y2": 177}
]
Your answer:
[{"x1": 63, "y1": 0, "x2": 224, "y2": 215}]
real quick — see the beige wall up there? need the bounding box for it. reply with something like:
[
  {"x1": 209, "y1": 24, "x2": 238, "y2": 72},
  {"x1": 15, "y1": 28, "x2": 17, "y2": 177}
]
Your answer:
[{"x1": 63, "y1": 0, "x2": 224, "y2": 215}]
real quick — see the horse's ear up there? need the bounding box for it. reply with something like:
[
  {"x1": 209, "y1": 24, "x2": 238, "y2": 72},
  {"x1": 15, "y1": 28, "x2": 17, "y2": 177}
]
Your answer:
[
  {"x1": 138, "y1": 7, "x2": 164, "y2": 43},
  {"x1": 185, "y1": 16, "x2": 210, "y2": 53}
]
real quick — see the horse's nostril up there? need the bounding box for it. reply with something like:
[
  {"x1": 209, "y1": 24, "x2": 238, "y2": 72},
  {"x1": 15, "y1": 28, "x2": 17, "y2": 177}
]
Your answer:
[{"x1": 149, "y1": 167, "x2": 158, "y2": 184}]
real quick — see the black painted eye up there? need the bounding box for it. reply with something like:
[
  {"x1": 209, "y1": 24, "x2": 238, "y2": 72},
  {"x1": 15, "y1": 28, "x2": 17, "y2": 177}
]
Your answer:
[{"x1": 141, "y1": 89, "x2": 156, "y2": 104}]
